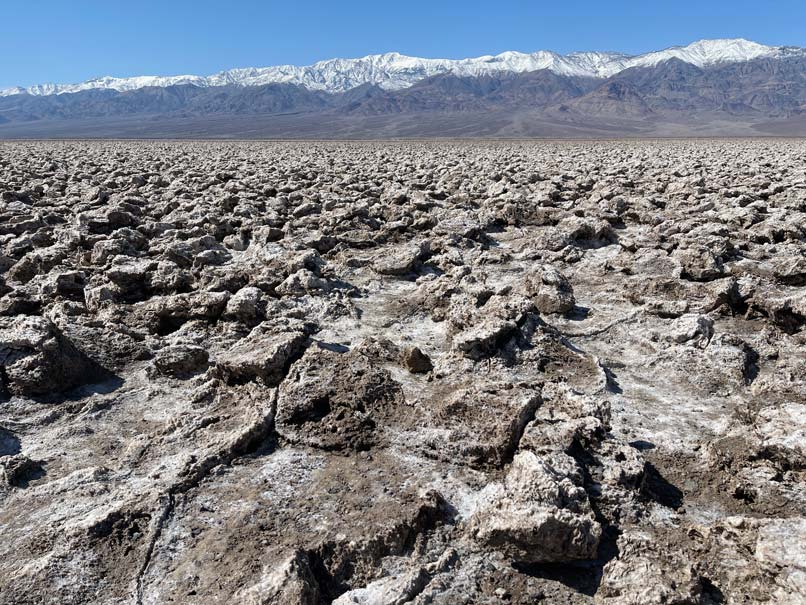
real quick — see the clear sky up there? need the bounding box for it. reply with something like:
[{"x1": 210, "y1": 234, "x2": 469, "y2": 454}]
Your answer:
[{"x1": 2, "y1": 0, "x2": 804, "y2": 89}]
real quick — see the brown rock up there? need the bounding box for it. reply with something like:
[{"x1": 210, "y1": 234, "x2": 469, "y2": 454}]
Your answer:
[{"x1": 401, "y1": 346, "x2": 433, "y2": 373}]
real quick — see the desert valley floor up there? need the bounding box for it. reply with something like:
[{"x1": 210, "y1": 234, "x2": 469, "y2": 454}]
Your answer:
[{"x1": 0, "y1": 140, "x2": 804, "y2": 604}]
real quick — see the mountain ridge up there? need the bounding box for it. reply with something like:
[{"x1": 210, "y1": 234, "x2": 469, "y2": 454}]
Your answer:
[
  {"x1": 3, "y1": 38, "x2": 802, "y2": 97},
  {"x1": 1, "y1": 43, "x2": 805, "y2": 138}
]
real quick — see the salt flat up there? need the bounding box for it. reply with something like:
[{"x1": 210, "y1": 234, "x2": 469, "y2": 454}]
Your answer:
[{"x1": 0, "y1": 140, "x2": 804, "y2": 604}]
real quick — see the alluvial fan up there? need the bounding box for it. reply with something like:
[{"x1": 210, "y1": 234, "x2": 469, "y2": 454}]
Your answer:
[{"x1": 0, "y1": 140, "x2": 804, "y2": 604}]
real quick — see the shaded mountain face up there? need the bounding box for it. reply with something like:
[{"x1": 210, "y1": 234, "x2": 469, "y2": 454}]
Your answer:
[
  {"x1": 338, "y1": 71, "x2": 601, "y2": 114},
  {"x1": 701, "y1": 56, "x2": 806, "y2": 114},
  {"x1": 598, "y1": 56, "x2": 806, "y2": 115},
  {"x1": 561, "y1": 80, "x2": 655, "y2": 117},
  {"x1": 0, "y1": 55, "x2": 804, "y2": 137}
]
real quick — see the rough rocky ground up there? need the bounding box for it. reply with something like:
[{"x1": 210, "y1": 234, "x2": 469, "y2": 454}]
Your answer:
[{"x1": 0, "y1": 140, "x2": 804, "y2": 604}]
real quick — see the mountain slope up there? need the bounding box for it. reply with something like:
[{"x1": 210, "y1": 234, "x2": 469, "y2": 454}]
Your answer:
[
  {"x1": 339, "y1": 70, "x2": 600, "y2": 114},
  {"x1": 0, "y1": 83, "x2": 335, "y2": 122},
  {"x1": 577, "y1": 55, "x2": 806, "y2": 116}
]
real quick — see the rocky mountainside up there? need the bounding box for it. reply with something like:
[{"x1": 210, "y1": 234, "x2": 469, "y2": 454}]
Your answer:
[
  {"x1": 0, "y1": 39, "x2": 804, "y2": 137},
  {"x1": 0, "y1": 139, "x2": 804, "y2": 604}
]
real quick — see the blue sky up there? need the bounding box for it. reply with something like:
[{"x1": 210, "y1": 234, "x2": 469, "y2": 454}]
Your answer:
[{"x1": 2, "y1": 0, "x2": 804, "y2": 88}]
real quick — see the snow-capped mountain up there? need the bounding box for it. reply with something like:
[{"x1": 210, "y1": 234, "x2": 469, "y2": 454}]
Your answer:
[
  {"x1": 607, "y1": 38, "x2": 783, "y2": 75},
  {"x1": 1, "y1": 38, "x2": 801, "y2": 97}
]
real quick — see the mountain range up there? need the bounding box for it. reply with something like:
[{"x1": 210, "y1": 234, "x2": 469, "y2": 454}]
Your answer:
[{"x1": 1, "y1": 38, "x2": 805, "y2": 138}]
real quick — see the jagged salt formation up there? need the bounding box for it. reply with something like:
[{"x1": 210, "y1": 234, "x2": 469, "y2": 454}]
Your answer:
[{"x1": 0, "y1": 140, "x2": 804, "y2": 604}]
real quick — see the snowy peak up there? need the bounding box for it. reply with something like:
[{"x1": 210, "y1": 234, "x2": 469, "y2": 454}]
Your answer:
[
  {"x1": 673, "y1": 38, "x2": 773, "y2": 61},
  {"x1": 617, "y1": 38, "x2": 778, "y2": 74},
  {"x1": 1, "y1": 38, "x2": 800, "y2": 97}
]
